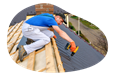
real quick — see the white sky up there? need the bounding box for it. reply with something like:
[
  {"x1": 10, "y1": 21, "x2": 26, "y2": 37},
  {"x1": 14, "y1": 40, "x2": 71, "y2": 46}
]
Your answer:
[{"x1": 0, "y1": 38, "x2": 7, "y2": 46}]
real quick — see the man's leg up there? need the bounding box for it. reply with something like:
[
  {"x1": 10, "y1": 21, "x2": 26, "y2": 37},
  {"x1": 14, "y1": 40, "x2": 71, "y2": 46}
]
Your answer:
[
  {"x1": 24, "y1": 30, "x2": 54, "y2": 54},
  {"x1": 22, "y1": 23, "x2": 50, "y2": 54},
  {"x1": 41, "y1": 30, "x2": 54, "y2": 38},
  {"x1": 23, "y1": 29, "x2": 50, "y2": 54}
]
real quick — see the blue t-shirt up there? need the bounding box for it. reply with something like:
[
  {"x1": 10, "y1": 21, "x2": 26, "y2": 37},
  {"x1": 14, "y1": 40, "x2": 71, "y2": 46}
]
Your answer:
[{"x1": 25, "y1": 13, "x2": 58, "y2": 27}]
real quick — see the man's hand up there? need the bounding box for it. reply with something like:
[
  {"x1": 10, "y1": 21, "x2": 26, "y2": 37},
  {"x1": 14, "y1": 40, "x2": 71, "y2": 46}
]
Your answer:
[{"x1": 70, "y1": 42, "x2": 76, "y2": 52}]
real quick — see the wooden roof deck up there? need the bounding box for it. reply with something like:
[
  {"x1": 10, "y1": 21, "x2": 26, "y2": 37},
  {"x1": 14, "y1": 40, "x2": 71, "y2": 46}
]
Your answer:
[{"x1": 7, "y1": 17, "x2": 65, "y2": 73}]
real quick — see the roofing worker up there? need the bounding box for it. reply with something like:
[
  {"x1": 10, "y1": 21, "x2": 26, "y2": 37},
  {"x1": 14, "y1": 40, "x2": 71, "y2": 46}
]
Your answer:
[{"x1": 19, "y1": 13, "x2": 76, "y2": 62}]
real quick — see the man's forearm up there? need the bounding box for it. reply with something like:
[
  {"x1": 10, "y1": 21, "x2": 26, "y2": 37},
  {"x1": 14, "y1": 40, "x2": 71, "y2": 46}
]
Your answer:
[{"x1": 59, "y1": 30, "x2": 74, "y2": 42}]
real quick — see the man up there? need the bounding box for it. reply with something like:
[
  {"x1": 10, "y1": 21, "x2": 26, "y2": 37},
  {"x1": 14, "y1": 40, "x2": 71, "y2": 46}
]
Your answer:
[{"x1": 19, "y1": 13, "x2": 76, "y2": 62}]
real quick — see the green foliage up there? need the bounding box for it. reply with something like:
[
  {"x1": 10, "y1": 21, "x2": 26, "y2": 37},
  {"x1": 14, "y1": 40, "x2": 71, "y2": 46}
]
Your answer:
[
  {"x1": 71, "y1": 16, "x2": 99, "y2": 29},
  {"x1": 80, "y1": 19, "x2": 99, "y2": 29},
  {"x1": 70, "y1": 26, "x2": 74, "y2": 29},
  {"x1": 69, "y1": 22, "x2": 72, "y2": 26},
  {"x1": 76, "y1": 31, "x2": 90, "y2": 43},
  {"x1": 80, "y1": 18, "x2": 91, "y2": 25},
  {"x1": 76, "y1": 30, "x2": 81, "y2": 34},
  {"x1": 69, "y1": 22, "x2": 76, "y2": 31},
  {"x1": 71, "y1": 16, "x2": 78, "y2": 20},
  {"x1": 69, "y1": 21, "x2": 89, "y2": 43}
]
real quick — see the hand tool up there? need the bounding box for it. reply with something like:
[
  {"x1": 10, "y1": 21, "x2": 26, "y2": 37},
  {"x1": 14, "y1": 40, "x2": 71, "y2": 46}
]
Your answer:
[{"x1": 65, "y1": 43, "x2": 79, "y2": 56}]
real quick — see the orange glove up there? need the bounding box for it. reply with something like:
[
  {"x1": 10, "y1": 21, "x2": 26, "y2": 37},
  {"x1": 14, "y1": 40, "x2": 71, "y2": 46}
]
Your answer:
[
  {"x1": 53, "y1": 35, "x2": 57, "y2": 39},
  {"x1": 70, "y1": 42, "x2": 76, "y2": 52}
]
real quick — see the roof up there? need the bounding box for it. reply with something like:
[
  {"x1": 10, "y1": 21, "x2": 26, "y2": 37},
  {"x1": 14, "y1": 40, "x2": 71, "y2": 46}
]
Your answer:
[
  {"x1": 7, "y1": 15, "x2": 104, "y2": 72},
  {"x1": 54, "y1": 24, "x2": 104, "y2": 72},
  {"x1": 0, "y1": 5, "x2": 31, "y2": 26},
  {"x1": 7, "y1": 20, "x2": 65, "y2": 73}
]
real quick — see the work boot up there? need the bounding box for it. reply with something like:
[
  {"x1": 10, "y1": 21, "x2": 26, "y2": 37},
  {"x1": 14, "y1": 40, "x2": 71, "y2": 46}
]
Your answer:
[
  {"x1": 19, "y1": 45, "x2": 27, "y2": 62},
  {"x1": 26, "y1": 38, "x2": 35, "y2": 44}
]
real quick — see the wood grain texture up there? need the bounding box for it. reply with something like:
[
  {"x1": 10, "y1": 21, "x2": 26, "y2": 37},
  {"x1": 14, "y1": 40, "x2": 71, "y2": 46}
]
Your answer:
[
  {"x1": 51, "y1": 38, "x2": 65, "y2": 73},
  {"x1": 27, "y1": 51, "x2": 36, "y2": 71},
  {"x1": 45, "y1": 42, "x2": 56, "y2": 73}
]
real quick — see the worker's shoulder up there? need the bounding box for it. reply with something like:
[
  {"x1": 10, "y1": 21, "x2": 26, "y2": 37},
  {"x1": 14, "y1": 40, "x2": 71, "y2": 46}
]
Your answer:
[
  {"x1": 38, "y1": 13, "x2": 53, "y2": 17},
  {"x1": 41, "y1": 13, "x2": 53, "y2": 15}
]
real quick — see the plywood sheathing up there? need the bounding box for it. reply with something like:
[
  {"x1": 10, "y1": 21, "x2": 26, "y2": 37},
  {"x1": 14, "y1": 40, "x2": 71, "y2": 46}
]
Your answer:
[
  {"x1": 8, "y1": 20, "x2": 65, "y2": 73},
  {"x1": 9, "y1": 39, "x2": 64, "y2": 72},
  {"x1": 27, "y1": 51, "x2": 36, "y2": 70},
  {"x1": 6, "y1": 21, "x2": 24, "y2": 54},
  {"x1": 7, "y1": 23, "x2": 17, "y2": 35},
  {"x1": 7, "y1": 21, "x2": 24, "y2": 53},
  {"x1": 10, "y1": 40, "x2": 63, "y2": 73},
  {"x1": 45, "y1": 42, "x2": 58, "y2": 73},
  {"x1": 51, "y1": 38, "x2": 65, "y2": 72}
]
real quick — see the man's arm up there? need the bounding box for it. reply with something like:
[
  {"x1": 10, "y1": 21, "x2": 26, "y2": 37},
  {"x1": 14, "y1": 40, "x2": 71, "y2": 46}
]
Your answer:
[
  {"x1": 52, "y1": 26, "x2": 77, "y2": 52},
  {"x1": 52, "y1": 26, "x2": 73, "y2": 42}
]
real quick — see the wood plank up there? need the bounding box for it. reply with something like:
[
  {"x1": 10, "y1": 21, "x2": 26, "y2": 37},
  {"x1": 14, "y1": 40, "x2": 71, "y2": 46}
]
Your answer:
[
  {"x1": 51, "y1": 38, "x2": 65, "y2": 73},
  {"x1": 27, "y1": 51, "x2": 35, "y2": 71},
  {"x1": 9, "y1": 33, "x2": 23, "y2": 54},
  {"x1": 45, "y1": 42, "x2": 56, "y2": 73},
  {"x1": 13, "y1": 50, "x2": 19, "y2": 62},
  {"x1": 7, "y1": 21, "x2": 23, "y2": 53},
  {"x1": 8, "y1": 29, "x2": 22, "y2": 53},
  {"x1": 17, "y1": 48, "x2": 45, "y2": 63},
  {"x1": 35, "y1": 47, "x2": 45, "y2": 54},
  {"x1": 7, "y1": 21, "x2": 23, "y2": 43},
  {"x1": 8, "y1": 26, "x2": 13, "y2": 31},
  {"x1": 17, "y1": 58, "x2": 29, "y2": 69},
  {"x1": 38, "y1": 68, "x2": 46, "y2": 73},
  {"x1": 34, "y1": 50, "x2": 46, "y2": 71},
  {"x1": 12, "y1": 50, "x2": 19, "y2": 62},
  {"x1": 26, "y1": 15, "x2": 35, "y2": 20},
  {"x1": 10, "y1": 51, "x2": 16, "y2": 56},
  {"x1": 16, "y1": 49, "x2": 45, "y2": 71},
  {"x1": 7, "y1": 23, "x2": 18, "y2": 36}
]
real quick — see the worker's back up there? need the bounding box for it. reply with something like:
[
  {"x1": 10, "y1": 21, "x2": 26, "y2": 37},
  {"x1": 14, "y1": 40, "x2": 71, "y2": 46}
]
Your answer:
[{"x1": 25, "y1": 13, "x2": 58, "y2": 27}]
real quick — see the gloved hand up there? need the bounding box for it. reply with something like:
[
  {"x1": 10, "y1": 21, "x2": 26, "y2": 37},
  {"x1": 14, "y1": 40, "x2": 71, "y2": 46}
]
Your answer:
[
  {"x1": 53, "y1": 35, "x2": 57, "y2": 39},
  {"x1": 70, "y1": 42, "x2": 76, "y2": 52}
]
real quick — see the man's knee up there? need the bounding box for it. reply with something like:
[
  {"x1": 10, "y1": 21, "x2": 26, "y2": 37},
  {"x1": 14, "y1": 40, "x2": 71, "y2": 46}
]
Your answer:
[
  {"x1": 49, "y1": 31, "x2": 54, "y2": 38},
  {"x1": 44, "y1": 37, "x2": 50, "y2": 44},
  {"x1": 42, "y1": 30, "x2": 54, "y2": 38}
]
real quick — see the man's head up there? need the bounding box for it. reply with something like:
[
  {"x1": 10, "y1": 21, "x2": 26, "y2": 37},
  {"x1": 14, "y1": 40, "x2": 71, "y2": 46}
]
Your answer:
[{"x1": 55, "y1": 13, "x2": 67, "y2": 25}]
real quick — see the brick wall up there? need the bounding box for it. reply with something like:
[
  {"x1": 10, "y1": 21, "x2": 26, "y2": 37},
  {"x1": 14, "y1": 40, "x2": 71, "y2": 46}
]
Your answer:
[{"x1": 35, "y1": 3, "x2": 54, "y2": 15}]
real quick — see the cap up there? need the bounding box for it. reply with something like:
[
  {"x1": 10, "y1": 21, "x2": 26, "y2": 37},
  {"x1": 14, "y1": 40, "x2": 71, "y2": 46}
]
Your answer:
[{"x1": 55, "y1": 13, "x2": 67, "y2": 24}]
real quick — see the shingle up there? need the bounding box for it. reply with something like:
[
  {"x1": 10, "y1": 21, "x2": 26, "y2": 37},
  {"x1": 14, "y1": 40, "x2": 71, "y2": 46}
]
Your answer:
[{"x1": 54, "y1": 24, "x2": 104, "y2": 72}]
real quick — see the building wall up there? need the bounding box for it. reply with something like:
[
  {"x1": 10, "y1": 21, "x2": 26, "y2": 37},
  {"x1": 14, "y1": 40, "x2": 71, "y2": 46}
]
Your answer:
[{"x1": 35, "y1": 3, "x2": 54, "y2": 15}]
